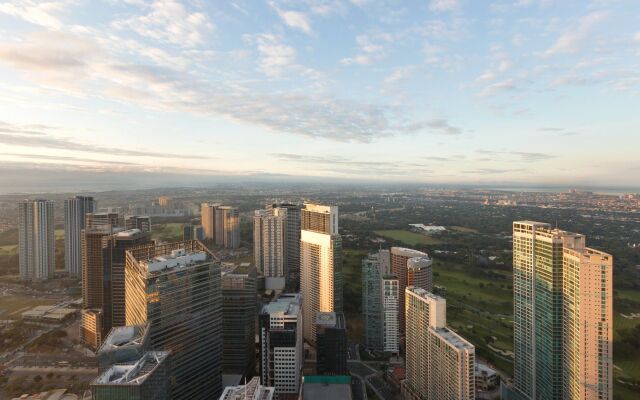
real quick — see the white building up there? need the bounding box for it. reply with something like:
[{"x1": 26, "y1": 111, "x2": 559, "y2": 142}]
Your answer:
[
  {"x1": 300, "y1": 203, "x2": 342, "y2": 345},
  {"x1": 64, "y1": 196, "x2": 95, "y2": 277},
  {"x1": 403, "y1": 287, "x2": 475, "y2": 400},
  {"x1": 259, "y1": 294, "x2": 303, "y2": 398},
  {"x1": 19, "y1": 199, "x2": 55, "y2": 281},
  {"x1": 254, "y1": 208, "x2": 286, "y2": 290},
  {"x1": 219, "y1": 377, "x2": 274, "y2": 400},
  {"x1": 382, "y1": 275, "x2": 399, "y2": 353}
]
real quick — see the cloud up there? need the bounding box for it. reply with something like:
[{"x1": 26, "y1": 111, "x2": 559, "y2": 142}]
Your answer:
[
  {"x1": 254, "y1": 33, "x2": 298, "y2": 77},
  {"x1": 0, "y1": 152, "x2": 141, "y2": 166},
  {"x1": 424, "y1": 119, "x2": 463, "y2": 135},
  {"x1": 275, "y1": 9, "x2": 313, "y2": 34},
  {"x1": 112, "y1": 0, "x2": 214, "y2": 47},
  {"x1": 479, "y1": 78, "x2": 518, "y2": 97},
  {"x1": 429, "y1": 0, "x2": 459, "y2": 12},
  {"x1": 545, "y1": 11, "x2": 608, "y2": 56},
  {"x1": 0, "y1": 0, "x2": 74, "y2": 29},
  {"x1": 463, "y1": 168, "x2": 526, "y2": 174},
  {"x1": 0, "y1": 121, "x2": 211, "y2": 159},
  {"x1": 478, "y1": 149, "x2": 555, "y2": 161},
  {"x1": 634, "y1": 32, "x2": 640, "y2": 43},
  {"x1": 384, "y1": 65, "x2": 416, "y2": 84},
  {"x1": 341, "y1": 33, "x2": 396, "y2": 65}
]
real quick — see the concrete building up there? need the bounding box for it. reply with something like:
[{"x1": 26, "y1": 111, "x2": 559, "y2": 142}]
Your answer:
[
  {"x1": 259, "y1": 294, "x2": 303, "y2": 399},
  {"x1": 562, "y1": 245, "x2": 613, "y2": 400},
  {"x1": 64, "y1": 196, "x2": 95, "y2": 277},
  {"x1": 219, "y1": 377, "x2": 275, "y2": 400},
  {"x1": 86, "y1": 212, "x2": 120, "y2": 229},
  {"x1": 382, "y1": 274, "x2": 399, "y2": 353},
  {"x1": 299, "y1": 375, "x2": 352, "y2": 400},
  {"x1": 221, "y1": 265, "x2": 257, "y2": 377},
  {"x1": 125, "y1": 215, "x2": 151, "y2": 232},
  {"x1": 91, "y1": 351, "x2": 171, "y2": 400},
  {"x1": 390, "y1": 247, "x2": 432, "y2": 334},
  {"x1": 158, "y1": 196, "x2": 173, "y2": 208},
  {"x1": 216, "y1": 206, "x2": 240, "y2": 248},
  {"x1": 403, "y1": 287, "x2": 475, "y2": 400},
  {"x1": 102, "y1": 229, "x2": 152, "y2": 333},
  {"x1": 315, "y1": 312, "x2": 347, "y2": 375},
  {"x1": 125, "y1": 241, "x2": 223, "y2": 399},
  {"x1": 362, "y1": 253, "x2": 384, "y2": 351},
  {"x1": 81, "y1": 309, "x2": 104, "y2": 349},
  {"x1": 511, "y1": 222, "x2": 613, "y2": 400},
  {"x1": 475, "y1": 362, "x2": 499, "y2": 393},
  {"x1": 254, "y1": 208, "x2": 286, "y2": 290},
  {"x1": 511, "y1": 221, "x2": 613, "y2": 400},
  {"x1": 300, "y1": 203, "x2": 342, "y2": 345},
  {"x1": 269, "y1": 203, "x2": 301, "y2": 290},
  {"x1": 201, "y1": 202, "x2": 218, "y2": 241},
  {"x1": 18, "y1": 199, "x2": 55, "y2": 281}
]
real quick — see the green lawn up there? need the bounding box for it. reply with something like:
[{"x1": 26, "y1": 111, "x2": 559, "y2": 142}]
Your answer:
[
  {"x1": 618, "y1": 290, "x2": 640, "y2": 303},
  {"x1": 151, "y1": 223, "x2": 184, "y2": 242},
  {"x1": 449, "y1": 226, "x2": 479, "y2": 233},
  {"x1": 373, "y1": 230, "x2": 442, "y2": 246},
  {"x1": 0, "y1": 295, "x2": 57, "y2": 318},
  {"x1": 0, "y1": 244, "x2": 17, "y2": 255}
]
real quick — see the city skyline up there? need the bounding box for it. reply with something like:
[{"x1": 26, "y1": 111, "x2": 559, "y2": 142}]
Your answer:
[{"x1": 0, "y1": 1, "x2": 639, "y2": 188}]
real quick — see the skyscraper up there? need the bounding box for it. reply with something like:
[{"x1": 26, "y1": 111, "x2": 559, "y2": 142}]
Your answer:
[
  {"x1": 18, "y1": 199, "x2": 55, "y2": 281},
  {"x1": 269, "y1": 203, "x2": 301, "y2": 290},
  {"x1": 254, "y1": 208, "x2": 286, "y2": 290},
  {"x1": 64, "y1": 196, "x2": 95, "y2": 277},
  {"x1": 315, "y1": 312, "x2": 347, "y2": 375},
  {"x1": 403, "y1": 287, "x2": 475, "y2": 400},
  {"x1": 511, "y1": 221, "x2": 613, "y2": 400},
  {"x1": 201, "y1": 202, "x2": 218, "y2": 241},
  {"x1": 125, "y1": 215, "x2": 151, "y2": 232},
  {"x1": 86, "y1": 212, "x2": 120, "y2": 229},
  {"x1": 102, "y1": 229, "x2": 151, "y2": 332},
  {"x1": 259, "y1": 293, "x2": 303, "y2": 399},
  {"x1": 390, "y1": 247, "x2": 432, "y2": 334},
  {"x1": 382, "y1": 274, "x2": 399, "y2": 353},
  {"x1": 300, "y1": 203, "x2": 342, "y2": 345},
  {"x1": 362, "y1": 252, "x2": 384, "y2": 351},
  {"x1": 216, "y1": 205, "x2": 240, "y2": 248},
  {"x1": 221, "y1": 265, "x2": 257, "y2": 377},
  {"x1": 125, "y1": 240, "x2": 223, "y2": 399},
  {"x1": 219, "y1": 377, "x2": 275, "y2": 400}
]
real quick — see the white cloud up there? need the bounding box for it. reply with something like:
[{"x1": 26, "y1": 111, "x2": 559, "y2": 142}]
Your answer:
[
  {"x1": 341, "y1": 33, "x2": 395, "y2": 65},
  {"x1": 276, "y1": 9, "x2": 313, "y2": 34},
  {"x1": 384, "y1": 66, "x2": 416, "y2": 84},
  {"x1": 112, "y1": 0, "x2": 214, "y2": 47},
  {"x1": 545, "y1": 11, "x2": 608, "y2": 56},
  {"x1": 254, "y1": 34, "x2": 297, "y2": 77},
  {"x1": 634, "y1": 32, "x2": 640, "y2": 43},
  {"x1": 0, "y1": 0, "x2": 74, "y2": 29},
  {"x1": 429, "y1": 0, "x2": 459, "y2": 12}
]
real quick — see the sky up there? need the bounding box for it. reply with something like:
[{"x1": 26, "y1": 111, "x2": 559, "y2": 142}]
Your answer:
[{"x1": 0, "y1": 0, "x2": 639, "y2": 190}]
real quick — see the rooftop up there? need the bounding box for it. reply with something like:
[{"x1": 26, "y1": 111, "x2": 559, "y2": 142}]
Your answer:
[
  {"x1": 98, "y1": 324, "x2": 148, "y2": 354},
  {"x1": 432, "y1": 327, "x2": 475, "y2": 351},
  {"x1": 262, "y1": 293, "x2": 301, "y2": 316},
  {"x1": 315, "y1": 312, "x2": 345, "y2": 329},
  {"x1": 93, "y1": 351, "x2": 169, "y2": 386},
  {"x1": 140, "y1": 249, "x2": 208, "y2": 273},
  {"x1": 391, "y1": 247, "x2": 429, "y2": 259},
  {"x1": 219, "y1": 377, "x2": 275, "y2": 400},
  {"x1": 301, "y1": 375, "x2": 352, "y2": 400}
]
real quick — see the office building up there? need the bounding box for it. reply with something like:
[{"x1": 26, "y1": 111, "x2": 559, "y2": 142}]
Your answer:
[
  {"x1": 97, "y1": 324, "x2": 150, "y2": 372},
  {"x1": 315, "y1": 312, "x2": 347, "y2": 375},
  {"x1": 382, "y1": 274, "x2": 399, "y2": 353},
  {"x1": 300, "y1": 203, "x2": 342, "y2": 345},
  {"x1": 81, "y1": 309, "x2": 104, "y2": 350},
  {"x1": 362, "y1": 253, "x2": 384, "y2": 351},
  {"x1": 125, "y1": 215, "x2": 151, "y2": 232},
  {"x1": 219, "y1": 377, "x2": 275, "y2": 400},
  {"x1": 221, "y1": 265, "x2": 257, "y2": 376},
  {"x1": 259, "y1": 294, "x2": 303, "y2": 399},
  {"x1": 86, "y1": 212, "x2": 120, "y2": 229},
  {"x1": 18, "y1": 199, "x2": 55, "y2": 281},
  {"x1": 254, "y1": 208, "x2": 286, "y2": 290},
  {"x1": 390, "y1": 247, "x2": 432, "y2": 334},
  {"x1": 201, "y1": 202, "x2": 218, "y2": 241},
  {"x1": 158, "y1": 196, "x2": 173, "y2": 208},
  {"x1": 102, "y1": 229, "x2": 151, "y2": 332},
  {"x1": 125, "y1": 240, "x2": 223, "y2": 399},
  {"x1": 216, "y1": 206, "x2": 240, "y2": 248},
  {"x1": 403, "y1": 287, "x2": 475, "y2": 400},
  {"x1": 269, "y1": 203, "x2": 302, "y2": 290},
  {"x1": 64, "y1": 196, "x2": 95, "y2": 277},
  {"x1": 299, "y1": 376, "x2": 352, "y2": 400},
  {"x1": 511, "y1": 221, "x2": 613, "y2": 400},
  {"x1": 91, "y1": 351, "x2": 171, "y2": 400}
]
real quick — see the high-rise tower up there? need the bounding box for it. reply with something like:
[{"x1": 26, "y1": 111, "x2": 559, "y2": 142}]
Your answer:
[
  {"x1": 254, "y1": 208, "x2": 286, "y2": 290},
  {"x1": 403, "y1": 287, "x2": 475, "y2": 400},
  {"x1": 511, "y1": 221, "x2": 613, "y2": 400},
  {"x1": 18, "y1": 199, "x2": 55, "y2": 281},
  {"x1": 390, "y1": 247, "x2": 432, "y2": 334},
  {"x1": 64, "y1": 196, "x2": 95, "y2": 277},
  {"x1": 300, "y1": 203, "x2": 342, "y2": 345},
  {"x1": 125, "y1": 240, "x2": 223, "y2": 399}
]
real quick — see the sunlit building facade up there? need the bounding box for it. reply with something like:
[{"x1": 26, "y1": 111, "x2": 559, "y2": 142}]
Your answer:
[
  {"x1": 300, "y1": 203, "x2": 342, "y2": 345},
  {"x1": 390, "y1": 247, "x2": 432, "y2": 334},
  {"x1": 18, "y1": 199, "x2": 55, "y2": 282}
]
